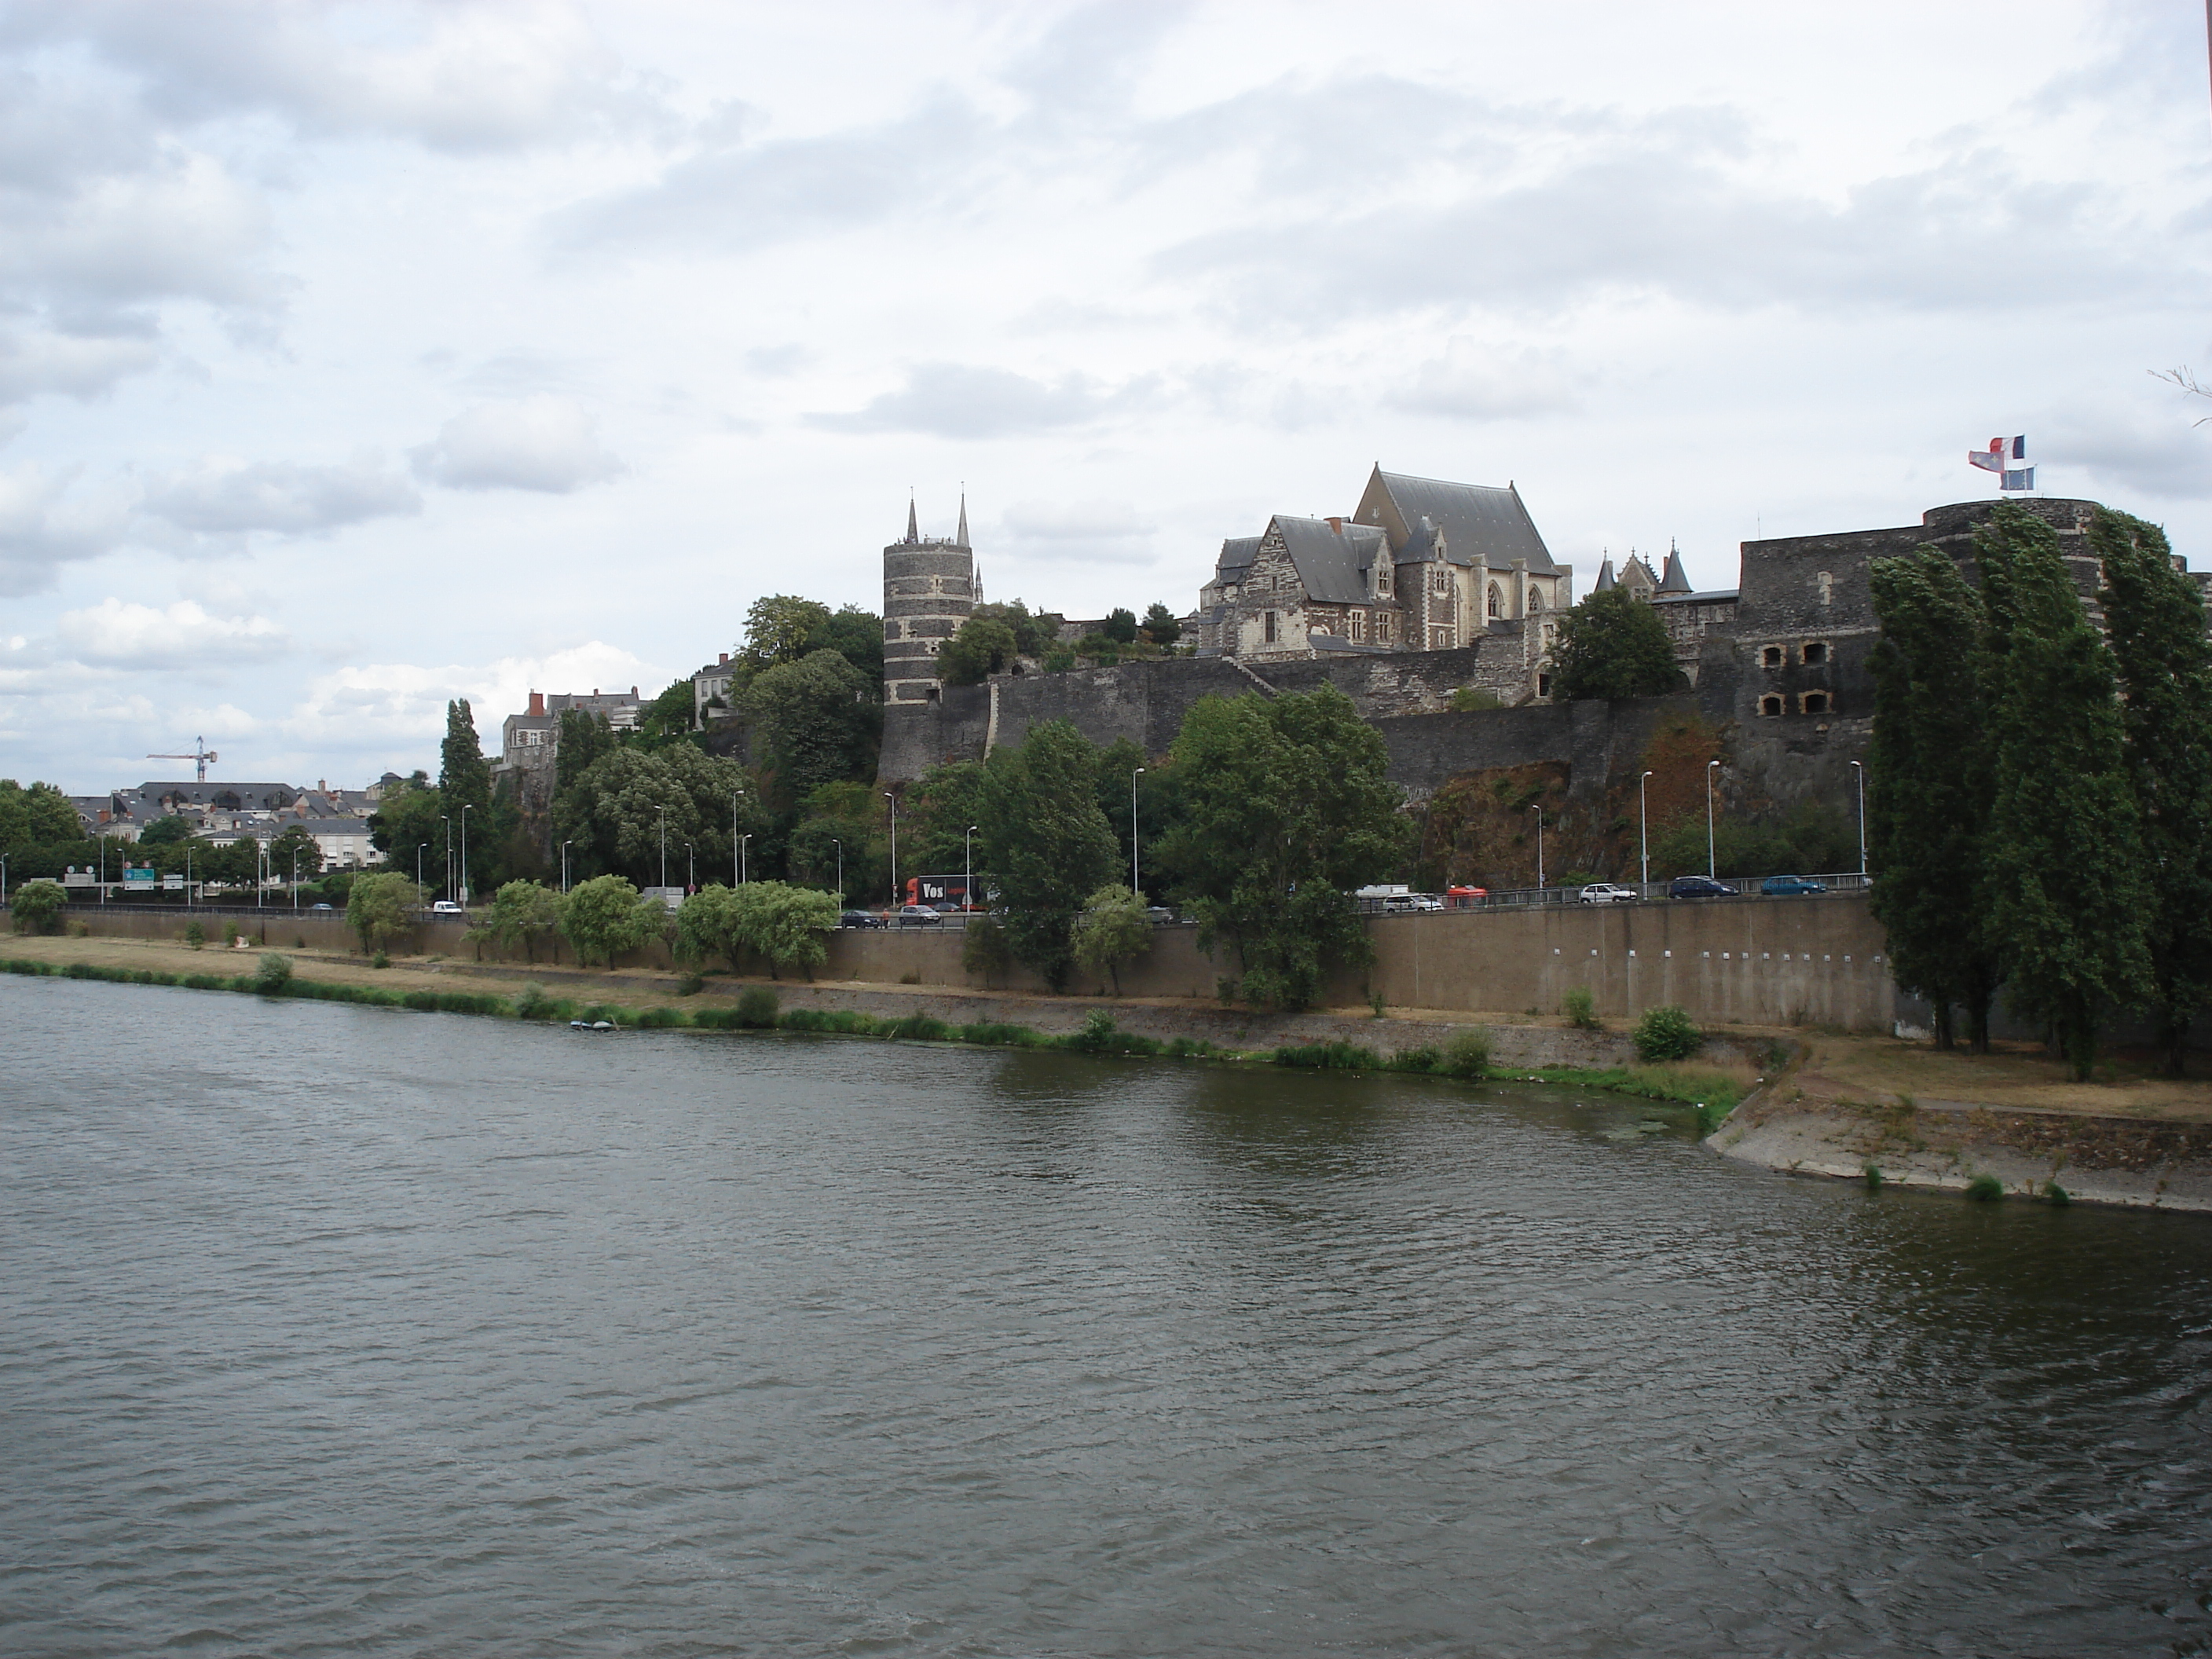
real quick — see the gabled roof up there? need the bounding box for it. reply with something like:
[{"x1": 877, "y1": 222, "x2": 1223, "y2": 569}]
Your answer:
[
  {"x1": 1358, "y1": 467, "x2": 1560, "y2": 576},
  {"x1": 1217, "y1": 536, "x2": 1261, "y2": 577},
  {"x1": 1273, "y1": 515, "x2": 1387, "y2": 604}
]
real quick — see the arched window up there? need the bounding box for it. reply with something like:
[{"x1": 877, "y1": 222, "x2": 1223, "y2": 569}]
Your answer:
[
  {"x1": 1528, "y1": 588, "x2": 1544, "y2": 613},
  {"x1": 1801, "y1": 691, "x2": 1830, "y2": 715},
  {"x1": 1488, "y1": 583, "x2": 1503, "y2": 619},
  {"x1": 1760, "y1": 694, "x2": 1784, "y2": 717}
]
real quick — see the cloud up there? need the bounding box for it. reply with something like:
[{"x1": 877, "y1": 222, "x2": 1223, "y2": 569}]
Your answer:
[
  {"x1": 809, "y1": 363, "x2": 1153, "y2": 439},
  {"x1": 0, "y1": 462, "x2": 127, "y2": 595},
  {"x1": 0, "y1": 325, "x2": 160, "y2": 406},
  {"x1": 141, "y1": 456, "x2": 422, "y2": 536},
  {"x1": 408, "y1": 397, "x2": 624, "y2": 492},
  {"x1": 1402, "y1": 339, "x2": 1580, "y2": 421},
  {"x1": 2049, "y1": 399, "x2": 2212, "y2": 502},
  {"x1": 55, "y1": 597, "x2": 289, "y2": 668},
  {"x1": 280, "y1": 639, "x2": 656, "y2": 754},
  {"x1": 994, "y1": 498, "x2": 1158, "y2": 566}
]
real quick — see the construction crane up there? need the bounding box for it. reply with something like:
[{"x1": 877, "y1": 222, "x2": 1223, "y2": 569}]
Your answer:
[{"x1": 148, "y1": 737, "x2": 218, "y2": 782}]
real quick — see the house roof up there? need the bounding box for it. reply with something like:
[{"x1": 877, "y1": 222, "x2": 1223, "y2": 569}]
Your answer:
[
  {"x1": 1653, "y1": 588, "x2": 1739, "y2": 606},
  {"x1": 1307, "y1": 633, "x2": 1393, "y2": 655},
  {"x1": 1591, "y1": 557, "x2": 1617, "y2": 594},
  {"x1": 1217, "y1": 536, "x2": 1261, "y2": 578},
  {"x1": 1273, "y1": 515, "x2": 1388, "y2": 604},
  {"x1": 1658, "y1": 548, "x2": 1694, "y2": 593},
  {"x1": 1362, "y1": 467, "x2": 1560, "y2": 576}
]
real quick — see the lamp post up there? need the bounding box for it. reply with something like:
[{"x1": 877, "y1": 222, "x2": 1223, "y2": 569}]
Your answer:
[
  {"x1": 832, "y1": 837, "x2": 843, "y2": 904},
  {"x1": 1639, "y1": 769, "x2": 1654, "y2": 892},
  {"x1": 731, "y1": 792, "x2": 742, "y2": 888},
  {"x1": 256, "y1": 837, "x2": 264, "y2": 909},
  {"x1": 417, "y1": 842, "x2": 425, "y2": 897},
  {"x1": 291, "y1": 848, "x2": 299, "y2": 909},
  {"x1": 1705, "y1": 759, "x2": 1721, "y2": 879},
  {"x1": 1848, "y1": 759, "x2": 1866, "y2": 878},
  {"x1": 1130, "y1": 767, "x2": 1144, "y2": 897},
  {"x1": 687, "y1": 841, "x2": 695, "y2": 893},
  {"x1": 656, "y1": 804, "x2": 668, "y2": 892},
  {"x1": 441, "y1": 816, "x2": 452, "y2": 904},
  {"x1": 560, "y1": 840, "x2": 572, "y2": 892},
  {"x1": 2, "y1": 852, "x2": 9, "y2": 906},
  {"x1": 965, "y1": 824, "x2": 977, "y2": 913},
  {"x1": 460, "y1": 803, "x2": 473, "y2": 907},
  {"x1": 739, "y1": 833, "x2": 751, "y2": 884},
  {"x1": 1530, "y1": 804, "x2": 1544, "y2": 891},
  {"x1": 884, "y1": 792, "x2": 899, "y2": 907}
]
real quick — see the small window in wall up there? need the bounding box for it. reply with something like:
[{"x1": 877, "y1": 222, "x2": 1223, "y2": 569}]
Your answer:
[
  {"x1": 1489, "y1": 583, "x2": 1503, "y2": 619},
  {"x1": 1350, "y1": 611, "x2": 1366, "y2": 642},
  {"x1": 1432, "y1": 567, "x2": 1448, "y2": 595},
  {"x1": 1816, "y1": 570, "x2": 1833, "y2": 605},
  {"x1": 1264, "y1": 610, "x2": 1278, "y2": 643},
  {"x1": 1761, "y1": 644, "x2": 1783, "y2": 668},
  {"x1": 1376, "y1": 612, "x2": 1393, "y2": 643},
  {"x1": 1760, "y1": 694, "x2": 1785, "y2": 716},
  {"x1": 1528, "y1": 588, "x2": 1544, "y2": 613},
  {"x1": 1800, "y1": 691, "x2": 1830, "y2": 715},
  {"x1": 1801, "y1": 640, "x2": 1829, "y2": 665},
  {"x1": 1537, "y1": 672, "x2": 1553, "y2": 699}
]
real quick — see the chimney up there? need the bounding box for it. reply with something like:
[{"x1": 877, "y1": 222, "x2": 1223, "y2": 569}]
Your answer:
[
  {"x1": 318, "y1": 778, "x2": 327, "y2": 793},
  {"x1": 719, "y1": 652, "x2": 728, "y2": 665},
  {"x1": 592, "y1": 687, "x2": 599, "y2": 697},
  {"x1": 1326, "y1": 516, "x2": 1343, "y2": 534},
  {"x1": 527, "y1": 690, "x2": 545, "y2": 717},
  {"x1": 631, "y1": 685, "x2": 638, "y2": 698}
]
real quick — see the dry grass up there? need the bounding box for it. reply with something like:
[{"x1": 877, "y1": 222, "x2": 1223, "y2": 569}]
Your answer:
[{"x1": 1787, "y1": 1031, "x2": 2212, "y2": 1122}]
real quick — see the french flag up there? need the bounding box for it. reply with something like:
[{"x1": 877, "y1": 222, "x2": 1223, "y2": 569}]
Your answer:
[{"x1": 1968, "y1": 435, "x2": 2034, "y2": 490}]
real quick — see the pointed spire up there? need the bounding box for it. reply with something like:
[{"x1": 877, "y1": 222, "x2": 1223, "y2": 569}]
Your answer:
[
  {"x1": 1592, "y1": 556, "x2": 1617, "y2": 594},
  {"x1": 956, "y1": 489, "x2": 969, "y2": 548},
  {"x1": 1659, "y1": 540, "x2": 1693, "y2": 593},
  {"x1": 905, "y1": 496, "x2": 918, "y2": 544}
]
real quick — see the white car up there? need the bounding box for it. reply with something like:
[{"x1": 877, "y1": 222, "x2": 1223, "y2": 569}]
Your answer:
[
  {"x1": 430, "y1": 899, "x2": 464, "y2": 914},
  {"x1": 1577, "y1": 883, "x2": 1639, "y2": 905}
]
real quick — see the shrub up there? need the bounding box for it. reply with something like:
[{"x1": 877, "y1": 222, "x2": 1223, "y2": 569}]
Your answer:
[
  {"x1": 9, "y1": 879, "x2": 67, "y2": 935},
  {"x1": 64, "y1": 961, "x2": 97, "y2": 979},
  {"x1": 1215, "y1": 976, "x2": 1239, "y2": 1005},
  {"x1": 1368, "y1": 988, "x2": 1387, "y2": 1020},
  {"x1": 779, "y1": 1008, "x2": 881, "y2": 1036},
  {"x1": 252, "y1": 954, "x2": 294, "y2": 994},
  {"x1": 1965, "y1": 1174, "x2": 2005, "y2": 1203},
  {"x1": 1632, "y1": 1005, "x2": 1701, "y2": 1062},
  {"x1": 67, "y1": 919, "x2": 90, "y2": 938},
  {"x1": 1562, "y1": 986, "x2": 1600, "y2": 1031},
  {"x1": 222, "y1": 921, "x2": 241, "y2": 947},
  {"x1": 958, "y1": 1020, "x2": 1039, "y2": 1046},
  {"x1": 515, "y1": 983, "x2": 554, "y2": 1020},
  {"x1": 1439, "y1": 1027, "x2": 1493, "y2": 1078},
  {"x1": 1386, "y1": 1046, "x2": 1441, "y2": 1073},
  {"x1": 635, "y1": 1006, "x2": 688, "y2": 1029},
  {"x1": 1863, "y1": 1165, "x2": 1884, "y2": 1189},
  {"x1": 371, "y1": 950, "x2": 390, "y2": 969},
  {"x1": 1163, "y1": 1036, "x2": 1216, "y2": 1059},
  {"x1": 734, "y1": 985, "x2": 780, "y2": 1028},
  {"x1": 184, "y1": 921, "x2": 206, "y2": 949},
  {"x1": 2044, "y1": 1180, "x2": 2071, "y2": 1206},
  {"x1": 676, "y1": 972, "x2": 705, "y2": 996},
  {"x1": 881, "y1": 1013, "x2": 954, "y2": 1042},
  {"x1": 961, "y1": 913, "x2": 1013, "y2": 986},
  {"x1": 1271, "y1": 1041, "x2": 1378, "y2": 1069}
]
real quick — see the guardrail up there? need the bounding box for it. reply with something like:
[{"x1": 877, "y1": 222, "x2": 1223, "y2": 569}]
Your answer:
[{"x1": 1387, "y1": 871, "x2": 1873, "y2": 911}]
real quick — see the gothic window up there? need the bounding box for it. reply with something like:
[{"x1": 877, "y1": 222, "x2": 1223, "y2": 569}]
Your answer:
[
  {"x1": 1760, "y1": 694, "x2": 1784, "y2": 717},
  {"x1": 1800, "y1": 691, "x2": 1830, "y2": 715},
  {"x1": 1761, "y1": 645, "x2": 1782, "y2": 668},
  {"x1": 1488, "y1": 583, "x2": 1503, "y2": 619},
  {"x1": 1528, "y1": 588, "x2": 1544, "y2": 613}
]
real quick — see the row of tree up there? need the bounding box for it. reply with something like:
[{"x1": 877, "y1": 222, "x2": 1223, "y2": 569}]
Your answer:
[
  {"x1": 936, "y1": 601, "x2": 1185, "y2": 686},
  {"x1": 1868, "y1": 504, "x2": 2212, "y2": 1078}
]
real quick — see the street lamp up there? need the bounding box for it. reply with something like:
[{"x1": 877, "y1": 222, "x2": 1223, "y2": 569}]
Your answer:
[
  {"x1": 1639, "y1": 769, "x2": 1654, "y2": 892},
  {"x1": 687, "y1": 841, "x2": 695, "y2": 893},
  {"x1": 417, "y1": 841, "x2": 426, "y2": 896},
  {"x1": 832, "y1": 837, "x2": 843, "y2": 904},
  {"x1": 739, "y1": 833, "x2": 751, "y2": 884},
  {"x1": 1705, "y1": 759, "x2": 1722, "y2": 879},
  {"x1": 965, "y1": 824, "x2": 977, "y2": 913},
  {"x1": 560, "y1": 840, "x2": 572, "y2": 892},
  {"x1": 460, "y1": 802, "x2": 474, "y2": 906},
  {"x1": 731, "y1": 792, "x2": 742, "y2": 888},
  {"x1": 1131, "y1": 767, "x2": 1144, "y2": 897},
  {"x1": 441, "y1": 815, "x2": 452, "y2": 904},
  {"x1": 291, "y1": 848, "x2": 299, "y2": 909},
  {"x1": 656, "y1": 804, "x2": 668, "y2": 892},
  {"x1": 1848, "y1": 759, "x2": 1867, "y2": 879},
  {"x1": 1529, "y1": 803, "x2": 1544, "y2": 891},
  {"x1": 884, "y1": 791, "x2": 899, "y2": 907}
]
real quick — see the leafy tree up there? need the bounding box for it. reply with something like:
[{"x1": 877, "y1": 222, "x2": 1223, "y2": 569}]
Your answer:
[
  {"x1": 813, "y1": 605, "x2": 885, "y2": 683},
  {"x1": 1141, "y1": 602, "x2": 1182, "y2": 646},
  {"x1": 961, "y1": 910, "x2": 1013, "y2": 987},
  {"x1": 1155, "y1": 685, "x2": 1404, "y2": 1011},
  {"x1": 346, "y1": 872, "x2": 423, "y2": 953},
  {"x1": 972, "y1": 600, "x2": 1060, "y2": 660},
  {"x1": 675, "y1": 884, "x2": 749, "y2": 972},
  {"x1": 555, "y1": 711, "x2": 614, "y2": 797},
  {"x1": 368, "y1": 776, "x2": 449, "y2": 892},
  {"x1": 477, "y1": 880, "x2": 567, "y2": 964},
  {"x1": 2094, "y1": 507, "x2": 2212, "y2": 1075},
  {"x1": 976, "y1": 721, "x2": 1119, "y2": 991},
  {"x1": 1071, "y1": 884, "x2": 1152, "y2": 994},
  {"x1": 268, "y1": 824, "x2": 324, "y2": 881},
  {"x1": 137, "y1": 815, "x2": 193, "y2": 847},
  {"x1": 745, "y1": 648, "x2": 879, "y2": 802},
  {"x1": 635, "y1": 677, "x2": 699, "y2": 743},
  {"x1": 0, "y1": 781, "x2": 82, "y2": 848},
  {"x1": 1547, "y1": 589, "x2": 1685, "y2": 701},
  {"x1": 786, "y1": 781, "x2": 886, "y2": 902},
  {"x1": 1093, "y1": 737, "x2": 1152, "y2": 896},
  {"x1": 1102, "y1": 606, "x2": 1139, "y2": 645},
  {"x1": 1866, "y1": 549, "x2": 2002, "y2": 1050},
  {"x1": 1976, "y1": 504, "x2": 2148, "y2": 1080},
  {"x1": 561, "y1": 874, "x2": 665, "y2": 966},
  {"x1": 744, "y1": 595, "x2": 833, "y2": 668},
  {"x1": 936, "y1": 616, "x2": 1020, "y2": 687},
  {"x1": 552, "y1": 744, "x2": 758, "y2": 887},
  {"x1": 731, "y1": 881, "x2": 839, "y2": 979},
  {"x1": 902, "y1": 761, "x2": 993, "y2": 878},
  {"x1": 9, "y1": 877, "x2": 66, "y2": 933},
  {"x1": 440, "y1": 699, "x2": 492, "y2": 812}
]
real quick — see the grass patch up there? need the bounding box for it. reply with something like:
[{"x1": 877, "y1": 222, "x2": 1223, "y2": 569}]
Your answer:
[
  {"x1": 1965, "y1": 1174, "x2": 2005, "y2": 1203},
  {"x1": 1271, "y1": 1040, "x2": 1379, "y2": 1070}
]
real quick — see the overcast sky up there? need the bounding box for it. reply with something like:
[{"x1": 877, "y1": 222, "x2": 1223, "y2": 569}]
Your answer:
[{"x1": 2, "y1": 0, "x2": 2206, "y2": 794}]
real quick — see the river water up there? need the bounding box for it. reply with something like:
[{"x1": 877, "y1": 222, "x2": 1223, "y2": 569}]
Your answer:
[{"x1": 3, "y1": 976, "x2": 2209, "y2": 1657}]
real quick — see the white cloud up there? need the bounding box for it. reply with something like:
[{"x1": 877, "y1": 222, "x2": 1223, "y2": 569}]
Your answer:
[
  {"x1": 0, "y1": 326, "x2": 161, "y2": 406},
  {"x1": 0, "y1": 462, "x2": 127, "y2": 595},
  {"x1": 1404, "y1": 339, "x2": 1581, "y2": 422},
  {"x1": 810, "y1": 364, "x2": 1156, "y2": 439},
  {"x1": 994, "y1": 498, "x2": 1159, "y2": 566},
  {"x1": 408, "y1": 397, "x2": 624, "y2": 493},
  {"x1": 280, "y1": 641, "x2": 657, "y2": 753},
  {"x1": 55, "y1": 597, "x2": 290, "y2": 668},
  {"x1": 141, "y1": 456, "x2": 422, "y2": 536}
]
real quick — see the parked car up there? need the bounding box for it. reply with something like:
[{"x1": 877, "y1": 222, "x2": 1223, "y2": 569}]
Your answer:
[
  {"x1": 1144, "y1": 906, "x2": 1177, "y2": 925},
  {"x1": 1382, "y1": 892, "x2": 1444, "y2": 913},
  {"x1": 1668, "y1": 876, "x2": 1737, "y2": 899},
  {"x1": 309, "y1": 903, "x2": 334, "y2": 911},
  {"x1": 1445, "y1": 885, "x2": 1489, "y2": 908},
  {"x1": 1760, "y1": 874, "x2": 1829, "y2": 896},
  {"x1": 895, "y1": 903, "x2": 941, "y2": 927},
  {"x1": 1577, "y1": 883, "x2": 1639, "y2": 905},
  {"x1": 840, "y1": 909, "x2": 887, "y2": 929},
  {"x1": 430, "y1": 899, "x2": 463, "y2": 914}
]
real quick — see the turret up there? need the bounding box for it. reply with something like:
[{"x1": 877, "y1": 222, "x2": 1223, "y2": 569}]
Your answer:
[{"x1": 882, "y1": 500, "x2": 976, "y2": 704}]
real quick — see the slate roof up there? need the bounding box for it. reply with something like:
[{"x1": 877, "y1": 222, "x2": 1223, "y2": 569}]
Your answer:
[
  {"x1": 1653, "y1": 589, "x2": 1740, "y2": 606},
  {"x1": 1658, "y1": 548, "x2": 1694, "y2": 593},
  {"x1": 1372, "y1": 470, "x2": 1559, "y2": 576},
  {"x1": 1216, "y1": 536, "x2": 1261, "y2": 580},
  {"x1": 1591, "y1": 557, "x2": 1617, "y2": 594},
  {"x1": 1307, "y1": 634, "x2": 1393, "y2": 655},
  {"x1": 1273, "y1": 516, "x2": 1388, "y2": 604}
]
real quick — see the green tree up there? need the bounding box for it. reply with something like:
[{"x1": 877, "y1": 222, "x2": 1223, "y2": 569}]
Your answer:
[
  {"x1": 346, "y1": 872, "x2": 423, "y2": 953},
  {"x1": 813, "y1": 605, "x2": 885, "y2": 683},
  {"x1": 972, "y1": 600, "x2": 1060, "y2": 659},
  {"x1": 440, "y1": 699, "x2": 492, "y2": 811},
  {"x1": 976, "y1": 721, "x2": 1119, "y2": 991},
  {"x1": 786, "y1": 781, "x2": 885, "y2": 902},
  {"x1": 1102, "y1": 606, "x2": 1139, "y2": 645},
  {"x1": 1976, "y1": 504, "x2": 2148, "y2": 1080},
  {"x1": 2094, "y1": 507, "x2": 2212, "y2": 1075},
  {"x1": 1547, "y1": 589, "x2": 1686, "y2": 701},
  {"x1": 744, "y1": 595, "x2": 833, "y2": 668},
  {"x1": 635, "y1": 677, "x2": 699, "y2": 743},
  {"x1": 137, "y1": 814, "x2": 193, "y2": 847},
  {"x1": 477, "y1": 880, "x2": 567, "y2": 964},
  {"x1": 268, "y1": 824, "x2": 324, "y2": 881},
  {"x1": 1866, "y1": 549, "x2": 2002, "y2": 1050},
  {"x1": 902, "y1": 760, "x2": 993, "y2": 878},
  {"x1": 555, "y1": 710, "x2": 614, "y2": 797},
  {"x1": 1093, "y1": 737, "x2": 1152, "y2": 895},
  {"x1": 1071, "y1": 884, "x2": 1152, "y2": 994},
  {"x1": 935, "y1": 616, "x2": 1020, "y2": 687},
  {"x1": 674, "y1": 884, "x2": 749, "y2": 972},
  {"x1": 961, "y1": 910, "x2": 1013, "y2": 987},
  {"x1": 9, "y1": 877, "x2": 66, "y2": 933},
  {"x1": 0, "y1": 781, "x2": 83, "y2": 848},
  {"x1": 1141, "y1": 602, "x2": 1182, "y2": 646},
  {"x1": 1155, "y1": 685, "x2": 1404, "y2": 1011},
  {"x1": 368, "y1": 776, "x2": 449, "y2": 892},
  {"x1": 561, "y1": 874, "x2": 665, "y2": 966},
  {"x1": 731, "y1": 880, "x2": 839, "y2": 979},
  {"x1": 745, "y1": 648, "x2": 880, "y2": 801},
  {"x1": 552, "y1": 744, "x2": 758, "y2": 886}
]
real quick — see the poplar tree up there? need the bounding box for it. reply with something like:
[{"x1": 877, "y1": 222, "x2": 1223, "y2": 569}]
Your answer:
[
  {"x1": 2093, "y1": 507, "x2": 2212, "y2": 1075},
  {"x1": 1866, "y1": 550, "x2": 2001, "y2": 1049},
  {"x1": 439, "y1": 698, "x2": 492, "y2": 811},
  {"x1": 977, "y1": 721, "x2": 1119, "y2": 991},
  {"x1": 1974, "y1": 504, "x2": 2147, "y2": 1080}
]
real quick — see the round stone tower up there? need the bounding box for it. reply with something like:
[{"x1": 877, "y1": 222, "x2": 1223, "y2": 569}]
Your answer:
[{"x1": 883, "y1": 496, "x2": 975, "y2": 704}]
